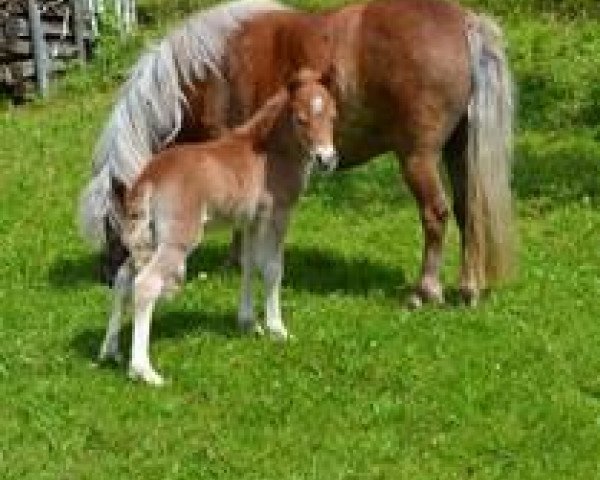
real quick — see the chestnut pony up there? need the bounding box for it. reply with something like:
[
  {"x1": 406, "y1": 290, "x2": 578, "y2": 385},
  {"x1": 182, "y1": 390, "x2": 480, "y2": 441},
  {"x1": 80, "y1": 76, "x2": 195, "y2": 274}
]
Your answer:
[{"x1": 80, "y1": 0, "x2": 514, "y2": 307}]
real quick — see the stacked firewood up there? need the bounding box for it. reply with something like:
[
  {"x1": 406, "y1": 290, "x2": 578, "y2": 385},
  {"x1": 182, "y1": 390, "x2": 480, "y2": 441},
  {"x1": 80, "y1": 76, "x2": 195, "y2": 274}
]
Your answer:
[{"x1": 0, "y1": 0, "x2": 135, "y2": 99}]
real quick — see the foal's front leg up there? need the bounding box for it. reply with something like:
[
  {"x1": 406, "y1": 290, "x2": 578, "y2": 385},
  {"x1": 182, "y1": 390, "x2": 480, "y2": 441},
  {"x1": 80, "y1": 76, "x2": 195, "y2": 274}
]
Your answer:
[
  {"x1": 256, "y1": 215, "x2": 288, "y2": 341},
  {"x1": 129, "y1": 245, "x2": 186, "y2": 386},
  {"x1": 237, "y1": 226, "x2": 263, "y2": 336},
  {"x1": 99, "y1": 260, "x2": 134, "y2": 363}
]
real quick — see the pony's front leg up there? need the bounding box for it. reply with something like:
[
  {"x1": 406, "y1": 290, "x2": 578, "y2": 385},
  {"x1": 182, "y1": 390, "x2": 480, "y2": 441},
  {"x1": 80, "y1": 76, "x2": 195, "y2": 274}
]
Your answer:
[
  {"x1": 237, "y1": 226, "x2": 263, "y2": 336},
  {"x1": 99, "y1": 260, "x2": 134, "y2": 363},
  {"x1": 256, "y1": 214, "x2": 289, "y2": 341},
  {"x1": 401, "y1": 150, "x2": 449, "y2": 308}
]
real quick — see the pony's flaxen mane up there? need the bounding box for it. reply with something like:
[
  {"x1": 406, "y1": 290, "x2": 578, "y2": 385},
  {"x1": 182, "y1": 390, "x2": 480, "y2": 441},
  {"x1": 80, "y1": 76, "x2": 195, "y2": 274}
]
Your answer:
[{"x1": 80, "y1": 0, "x2": 289, "y2": 246}]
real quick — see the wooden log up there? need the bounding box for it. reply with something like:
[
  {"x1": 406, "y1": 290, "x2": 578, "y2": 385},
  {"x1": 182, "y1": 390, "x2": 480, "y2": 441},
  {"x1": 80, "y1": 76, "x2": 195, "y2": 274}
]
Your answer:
[
  {"x1": 0, "y1": 37, "x2": 80, "y2": 58},
  {"x1": 0, "y1": 58, "x2": 66, "y2": 84},
  {"x1": 5, "y1": 16, "x2": 92, "y2": 40},
  {"x1": 9, "y1": 58, "x2": 66, "y2": 79},
  {"x1": 28, "y1": 0, "x2": 49, "y2": 97}
]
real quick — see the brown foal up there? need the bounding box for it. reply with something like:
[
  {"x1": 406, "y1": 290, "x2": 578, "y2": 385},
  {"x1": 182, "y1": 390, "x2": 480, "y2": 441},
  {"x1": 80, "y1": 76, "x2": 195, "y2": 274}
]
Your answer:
[{"x1": 98, "y1": 71, "x2": 337, "y2": 385}]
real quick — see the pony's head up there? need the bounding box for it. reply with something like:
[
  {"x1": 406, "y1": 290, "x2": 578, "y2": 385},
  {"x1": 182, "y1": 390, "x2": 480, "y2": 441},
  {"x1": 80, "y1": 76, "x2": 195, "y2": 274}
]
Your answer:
[{"x1": 288, "y1": 68, "x2": 338, "y2": 172}]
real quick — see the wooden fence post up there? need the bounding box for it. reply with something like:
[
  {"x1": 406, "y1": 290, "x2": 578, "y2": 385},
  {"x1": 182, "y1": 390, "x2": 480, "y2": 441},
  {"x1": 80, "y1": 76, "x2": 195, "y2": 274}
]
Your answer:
[
  {"x1": 71, "y1": 0, "x2": 87, "y2": 61},
  {"x1": 27, "y1": 0, "x2": 48, "y2": 97}
]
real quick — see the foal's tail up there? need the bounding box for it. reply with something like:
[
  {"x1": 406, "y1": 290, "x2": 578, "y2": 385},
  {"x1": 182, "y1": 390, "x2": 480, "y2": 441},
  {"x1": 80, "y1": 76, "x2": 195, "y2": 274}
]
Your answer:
[{"x1": 465, "y1": 14, "x2": 515, "y2": 288}]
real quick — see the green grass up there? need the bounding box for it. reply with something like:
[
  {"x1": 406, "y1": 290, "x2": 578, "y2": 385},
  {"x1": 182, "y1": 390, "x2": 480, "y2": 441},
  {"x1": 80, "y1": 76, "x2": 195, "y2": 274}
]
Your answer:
[{"x1": 2, "y1": 1, "x2": 600, "y2": 479}]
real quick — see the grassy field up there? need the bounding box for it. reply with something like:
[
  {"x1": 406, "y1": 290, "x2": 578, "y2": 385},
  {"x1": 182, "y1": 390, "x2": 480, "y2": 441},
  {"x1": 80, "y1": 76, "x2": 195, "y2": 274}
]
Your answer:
[{"x1": 1, "y1": 1, "x2": 600, "y2": 479}]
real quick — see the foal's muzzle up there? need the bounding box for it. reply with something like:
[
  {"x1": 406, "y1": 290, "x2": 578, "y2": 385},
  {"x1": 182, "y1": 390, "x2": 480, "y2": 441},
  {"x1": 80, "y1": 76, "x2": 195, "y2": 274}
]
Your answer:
[{"x1": 312, "y1": 145, "x2": 339, "y2": 173}]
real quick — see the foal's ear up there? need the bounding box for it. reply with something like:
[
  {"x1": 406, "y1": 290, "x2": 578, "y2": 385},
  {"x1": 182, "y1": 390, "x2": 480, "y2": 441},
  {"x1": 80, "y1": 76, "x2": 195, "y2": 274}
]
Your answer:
[{"x1": 245, "y1": 88, "x2": 289, "y2": 147}]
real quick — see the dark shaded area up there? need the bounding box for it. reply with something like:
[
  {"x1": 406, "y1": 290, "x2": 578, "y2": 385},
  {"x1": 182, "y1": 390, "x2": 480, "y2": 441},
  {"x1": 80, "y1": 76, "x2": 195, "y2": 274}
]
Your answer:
[
  {"x1": 52, "y1": 241, "x2": 408, "y2": 300},
  {"x1": 187, "y1": 242, "x2": 408, "y2": 299},
  {"x1": 70, "y1": 309, "x2": 238, "y2": 362},
  {"x1": 48, "y1": 252, "x2": 103, "y2": 289},
  {"x1": 69, "y1": 243, "x2": 410, "y2": 362}
]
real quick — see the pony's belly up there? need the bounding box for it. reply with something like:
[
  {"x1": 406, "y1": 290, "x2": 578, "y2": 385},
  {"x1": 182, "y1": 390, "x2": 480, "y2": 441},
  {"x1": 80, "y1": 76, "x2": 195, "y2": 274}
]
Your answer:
[{"x1": 335, "y1": 102, "x2": 389, "y2": 168}]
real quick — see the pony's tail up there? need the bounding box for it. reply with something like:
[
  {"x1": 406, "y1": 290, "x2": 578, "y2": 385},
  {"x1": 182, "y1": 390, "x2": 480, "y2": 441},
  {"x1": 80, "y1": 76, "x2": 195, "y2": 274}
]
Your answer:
[
  {"x1": 465, "y1": 14, "x2": 515, "y2": 288},
  {"x1": 78, "y1": 164, "x2": 116, "y2": 249}
]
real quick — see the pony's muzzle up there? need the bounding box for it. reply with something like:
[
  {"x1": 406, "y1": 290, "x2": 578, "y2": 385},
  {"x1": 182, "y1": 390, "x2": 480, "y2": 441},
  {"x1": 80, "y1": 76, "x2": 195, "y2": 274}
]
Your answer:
[{"x1": 312, "y1": 145, "x2": 338, "y2": 172}]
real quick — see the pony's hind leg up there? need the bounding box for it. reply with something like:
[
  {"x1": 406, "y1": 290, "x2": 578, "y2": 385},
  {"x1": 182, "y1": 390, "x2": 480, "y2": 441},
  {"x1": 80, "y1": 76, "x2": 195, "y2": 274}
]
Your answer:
[
  {"x1": 444, "y1": 118, "x2": 479, "y2": 306},
  {"x1": 129, "y1": 245, "x2": 186, "y2": 386},
  {"x1": 401, "y1": 150, "x2": 449, "y2": 308},
  {"x1": 99, "y1": 259, "x2": 134, "y2": 363}
]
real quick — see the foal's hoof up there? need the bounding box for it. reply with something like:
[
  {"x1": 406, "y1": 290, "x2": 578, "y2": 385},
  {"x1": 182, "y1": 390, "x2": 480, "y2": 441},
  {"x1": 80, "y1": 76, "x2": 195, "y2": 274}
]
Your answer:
[
  {"x1": 128, "y1": 364, "x2": 165, "y2": 387},
  {"x1": 238, "y1": 319, "x2": 264, "y2": 337},
  {"x1": 459, "y1": 287, "x2": 479, "y2": 307},
  {"x1": 98, "y1": 346, "x2": 123, "y2": 365},
  {"x1": 266, "y1": 326, "x2": 289, "y2": 342}
]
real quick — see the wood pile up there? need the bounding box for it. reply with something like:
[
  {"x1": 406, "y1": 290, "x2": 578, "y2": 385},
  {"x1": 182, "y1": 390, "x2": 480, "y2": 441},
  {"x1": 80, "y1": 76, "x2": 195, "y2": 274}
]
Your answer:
[{"x1": 0, "y1": 0, "x2": 135, "y2": 99}]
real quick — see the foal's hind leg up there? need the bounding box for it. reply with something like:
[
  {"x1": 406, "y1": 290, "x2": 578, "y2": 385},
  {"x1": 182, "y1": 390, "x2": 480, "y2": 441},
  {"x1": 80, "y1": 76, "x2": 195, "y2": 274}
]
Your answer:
[
  {"x1": 400, "y1": 150, "x2": 449, "y2": 307},
  {"x1": 129, "y1": 245, "x2": 186, "y2": 386},
  {"x1": 99, "y1": 260, "x2": 134, "y2": 363}
]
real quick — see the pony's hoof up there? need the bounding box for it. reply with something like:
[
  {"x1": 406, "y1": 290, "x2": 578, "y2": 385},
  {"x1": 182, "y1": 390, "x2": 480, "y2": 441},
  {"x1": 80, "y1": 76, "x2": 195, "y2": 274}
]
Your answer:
[
  {"x1": 128, "y1": 364, "x2": 165, "y2": 387},
  {"x1": 407, "y1": 285, "x2": 444, "y2": 309},
  {"x1": 239, "y1": 319, "x2": 264, "y2": 337},
  {"x1": 407, "y1": 293, "x2": 423, "y2": 309}
]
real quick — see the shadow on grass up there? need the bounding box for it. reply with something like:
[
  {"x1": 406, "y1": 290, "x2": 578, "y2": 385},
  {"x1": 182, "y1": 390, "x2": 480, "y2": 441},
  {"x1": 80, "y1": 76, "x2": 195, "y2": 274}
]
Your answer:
[
  {"x1": 48, "y1": 253, "x2": 101, "y2": 289},
  {"x1": 51, "y1": 243, "x2": 408, "y2": 300},
  {"x1": 70, "y1": 309, "x2": 238, "y2": 362},
  {"x1": 67, "y1": 241, "x2": 409, "y2": 361},
  {"x1": 186, "y1": 243, "x2": 407, "y2": 299}
]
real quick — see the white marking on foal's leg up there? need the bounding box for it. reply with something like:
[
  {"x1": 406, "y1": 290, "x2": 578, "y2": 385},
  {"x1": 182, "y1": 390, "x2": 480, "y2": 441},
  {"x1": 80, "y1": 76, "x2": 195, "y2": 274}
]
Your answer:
[
  {"x1": 237, "y1": 228, "x2": 263, "y2": 336},
  {"x1": 99, "y1": 261, "x2": 133, "y2": 363},
  {"x1": 128, "y1": 252, "x2": 165, "y2": 386},
  {"x1": 257, "y1": 225, "x2": 288, "y2": 341}
]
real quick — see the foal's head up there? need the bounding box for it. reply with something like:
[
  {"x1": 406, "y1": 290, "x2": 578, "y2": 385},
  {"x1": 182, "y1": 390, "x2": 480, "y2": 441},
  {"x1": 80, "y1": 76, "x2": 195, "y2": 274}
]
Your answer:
[
  {"x1": 288, "y1": 69, "x2": 338, "y2": 172},
  {"x1": 242, "y1": 69, "x2": 338, "y2": 172}
]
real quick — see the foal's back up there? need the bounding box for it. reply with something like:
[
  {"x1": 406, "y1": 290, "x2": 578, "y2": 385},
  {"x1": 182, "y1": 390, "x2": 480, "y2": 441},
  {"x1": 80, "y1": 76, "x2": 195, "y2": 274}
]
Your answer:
[{"x1": 128, "y1": 134, "x2": 264, "y2": 213}]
